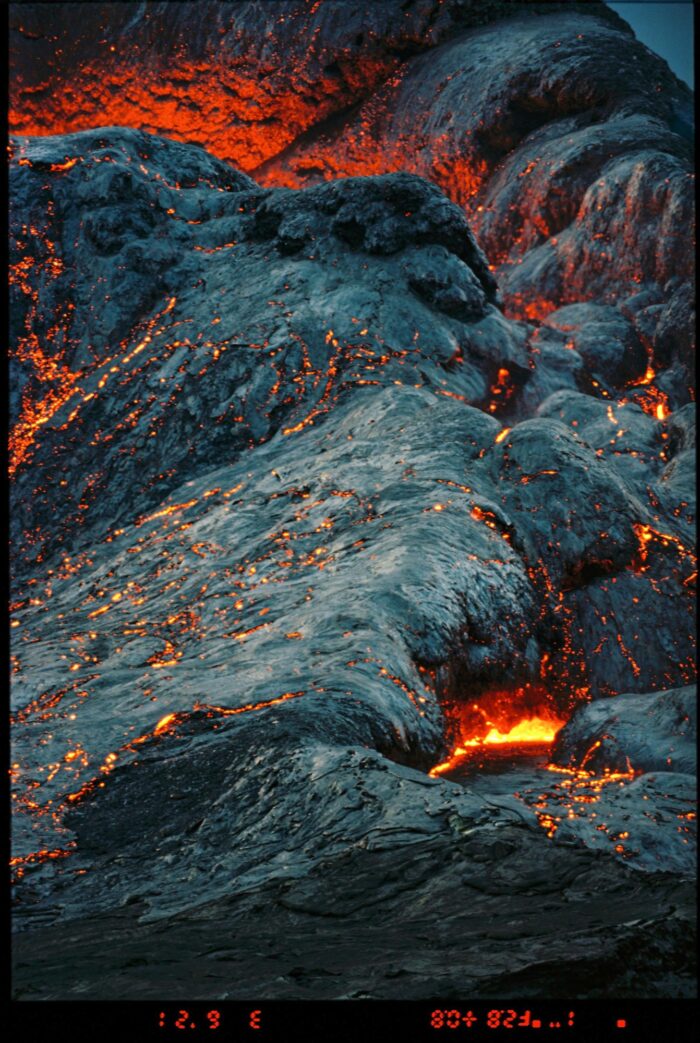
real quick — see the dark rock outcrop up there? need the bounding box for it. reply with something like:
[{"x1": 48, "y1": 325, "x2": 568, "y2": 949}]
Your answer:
[{"x1": 552, "y1": 686, "x2": 696, "y2": 775}]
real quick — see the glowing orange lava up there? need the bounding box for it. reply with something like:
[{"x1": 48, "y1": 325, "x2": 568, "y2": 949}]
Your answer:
[{"x1": 429, "y1": 713, "x2": 565, "y2": 776}]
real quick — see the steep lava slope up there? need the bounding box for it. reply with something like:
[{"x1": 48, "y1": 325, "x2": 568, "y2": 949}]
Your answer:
[
  {"x1": 10, "y1": 2, "x2": 694, "y2": 354},
  {"x1": 9, "y1": 0, "x2": 696, "y2": 1001},
  {"x1": 10, "y1": 129, "x2": 696, "y2": 998},
  {"x1": 9, "y1": 2, "x2": 630, "y2": 171}
]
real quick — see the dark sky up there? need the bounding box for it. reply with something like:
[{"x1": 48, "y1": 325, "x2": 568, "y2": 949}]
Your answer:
[{"x1": 607, "y1": 1, "x2": 694, "y2": 88}]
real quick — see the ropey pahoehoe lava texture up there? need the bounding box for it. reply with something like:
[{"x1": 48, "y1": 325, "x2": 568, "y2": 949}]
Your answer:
[{"x1": 9, "y1": 1, "x2": 696, "y2": 999}]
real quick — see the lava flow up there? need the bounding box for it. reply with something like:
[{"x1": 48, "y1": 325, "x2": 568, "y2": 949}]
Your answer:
[{"x1": 429, "y1": 688, "x2": 566, "y2": 777}]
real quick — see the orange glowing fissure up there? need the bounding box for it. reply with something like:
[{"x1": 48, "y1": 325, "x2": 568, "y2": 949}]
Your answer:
[{"x1": 429, "y1": 714, "x2": 565, "y2": 776}]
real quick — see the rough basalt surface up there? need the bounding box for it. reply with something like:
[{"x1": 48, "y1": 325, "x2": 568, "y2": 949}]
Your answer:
[
  {"x1": 9, "y1": 1, "x2": 628, "y2": 172},
  {"x1": 553, "y1": 685, "x2": 696, "y2": 776},
  {"x1": 10, "y1": 4, "x2": 694, "y2": 379},
  {"x1": 9, "y1": 1, "x2": 696, "y2": 1003}
]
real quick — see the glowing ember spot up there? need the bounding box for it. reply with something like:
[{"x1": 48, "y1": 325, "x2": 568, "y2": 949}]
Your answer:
[
  {"x1": 470, "y1": 505, "x2": 509, "y2": 541},
  {"x1": 624, "y1": 381, "x2": 671, "y2": 421},
  {"x1": 10, "y1": 845, "x2": 75, "y2": 880},
  {"x1": 494, "y1": 427, "x2": 511, "y2": 444},
  {"x1": 434, "y1": 386, "x2": 471, "y2": 403},
  {"x1": 9, "y1": 376, "x2": 81, "y2": 476},
  {"x1": 633, "y1": 522, "x2": 696, "y2": 570},
  {"x1": 195, "y1": 690, "x2": 306, "y2": 717},
  {"x1": 226, "y1": 622, "x2": 269, "y2": 642},
  {"x1": 518, "y1": 297, "x2": 556, "y2": 322},
  {"x1": 537, "y1": 813, "x2": 559, "y2": 839},
  {"x1": 532, "y1": 761, "x2": 639, "y2": 840},
  {"x1": 139, "y1": 498, "x2": 198, "y2": 524},
  {"x1": 487, "y1": 367, "x2": 516, "y2": 415},
  {"x1": 49, "y1": 157, "x2": 80, "y2": 172},
  {"x1": 154, "y1": 713, "x2": 177, "y2": 735}
]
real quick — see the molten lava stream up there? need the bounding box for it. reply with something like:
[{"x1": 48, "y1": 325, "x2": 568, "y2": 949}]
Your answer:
[{"x1": 429, "y1": 705, "x2": 566, "y2": 777}]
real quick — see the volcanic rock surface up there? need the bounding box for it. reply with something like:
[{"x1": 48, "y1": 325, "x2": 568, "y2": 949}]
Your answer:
[
  {"x1": 9, "y1": 1, "x2": 631, "y2": 172},
  {"x1": 11, "y1": 2, "x2": 694, "y2": 363},
  {"x1": 553, "y1": 685, "x2": 696, "y2": 776},
  {"x1": 9, "y1": 0, "x2": 696, "y2": 1001}
]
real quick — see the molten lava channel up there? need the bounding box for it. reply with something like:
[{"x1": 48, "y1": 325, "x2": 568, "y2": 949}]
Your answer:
[{"x1": 429, "y1": 713, "x2": 565, "y2": 777}]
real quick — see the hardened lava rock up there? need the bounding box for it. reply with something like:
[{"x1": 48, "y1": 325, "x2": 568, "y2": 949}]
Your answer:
[
  {"x1": 553, "y1": 685, "x2": 696, "y2": 776},
  {"x1": 10, "y1": 2, "x2": 694, "y2": 400},
  {"x1": 9, "y1": 0, "x2": 696, "y2": 1003}
]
